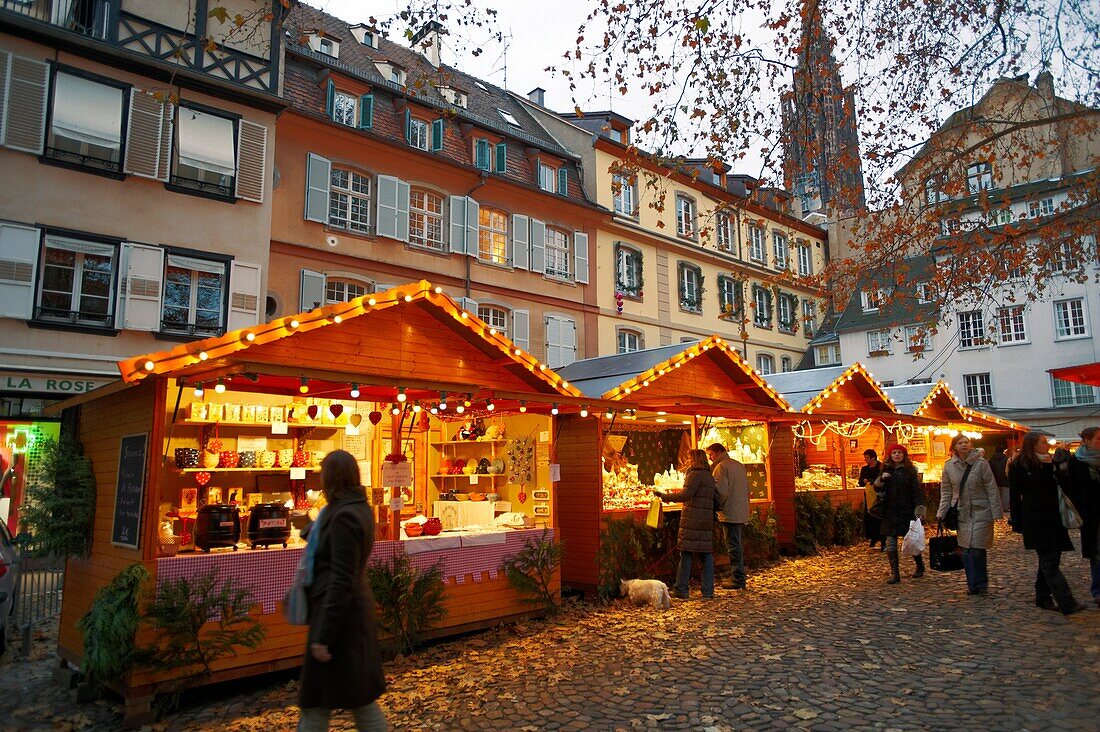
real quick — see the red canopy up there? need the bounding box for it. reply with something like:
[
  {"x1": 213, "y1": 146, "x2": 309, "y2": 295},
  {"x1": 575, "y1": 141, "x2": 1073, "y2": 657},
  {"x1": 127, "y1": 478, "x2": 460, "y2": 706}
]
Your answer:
[{"x1": 1049, "y1": 362, "x2": 1100, "y2": 387}]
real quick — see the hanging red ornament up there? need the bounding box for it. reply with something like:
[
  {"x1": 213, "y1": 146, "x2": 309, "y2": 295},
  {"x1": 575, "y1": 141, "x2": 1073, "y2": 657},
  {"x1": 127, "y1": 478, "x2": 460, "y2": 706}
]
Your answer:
[{"x1": 194, "y1": 471, "x2": 212, "y2": 486}]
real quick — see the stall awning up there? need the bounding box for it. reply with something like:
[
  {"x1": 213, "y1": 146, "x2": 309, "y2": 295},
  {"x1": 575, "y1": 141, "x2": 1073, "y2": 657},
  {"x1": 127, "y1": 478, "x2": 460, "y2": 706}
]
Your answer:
[
  {"x1": 765, "y1": 363, "x2": 897, "y2": 415},
  {"x1": 554, "y1": 336, "x2": 790, "y2": 417},
  {"x1": 1049, "y1": 362, "x2": 1100, "y2": 387},
  {"x1": 885, "y1": 381, "x2": 1027, "y2": 434},
  {"x1": 114, "y1": 281, "x2": 582, "y2": 403}
]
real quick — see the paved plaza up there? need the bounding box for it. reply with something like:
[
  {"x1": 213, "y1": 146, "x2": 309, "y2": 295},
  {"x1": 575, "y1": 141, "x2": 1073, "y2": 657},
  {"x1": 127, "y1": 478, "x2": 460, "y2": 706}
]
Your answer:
[{"x1": 2, "y1": 523, "x2": 1098, "y2": 731}]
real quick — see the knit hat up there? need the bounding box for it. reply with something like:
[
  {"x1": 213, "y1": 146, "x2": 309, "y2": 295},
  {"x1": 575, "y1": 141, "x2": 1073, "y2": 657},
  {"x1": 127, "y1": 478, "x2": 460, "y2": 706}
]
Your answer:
[{"x1": 886, "y1": 444, "x2": 908, "y2": 460}]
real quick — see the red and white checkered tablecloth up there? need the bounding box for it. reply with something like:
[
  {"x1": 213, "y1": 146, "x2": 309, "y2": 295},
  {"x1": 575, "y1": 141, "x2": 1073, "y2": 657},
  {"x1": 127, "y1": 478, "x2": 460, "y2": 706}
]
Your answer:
[{"x1": 156, "y1": 528, "x2": 554, "y2": 616}]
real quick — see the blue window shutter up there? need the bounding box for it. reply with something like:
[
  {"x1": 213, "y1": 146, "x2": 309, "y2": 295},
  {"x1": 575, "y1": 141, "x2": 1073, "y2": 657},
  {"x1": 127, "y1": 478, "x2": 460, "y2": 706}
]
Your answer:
[
  {"x1": 432, "y1": 118, "x2": 444, "y2": 152},
  {"x1": 359, "y1": 94, "x2": 374, "y2": 129},
  {"x1": 404, "y1": 108, "x2": 412, "y2": 144},
  {"x1": 494, "y1": 142, "x2": 507, "y2": 174},
  {"x1": 325, "y1": 80, "x2": 335, "y2": 118},
  {"x1": 475, "y1": 139, "x2": 490, "y2": 171},
  {"x1": 557, "y1": 167, "x2": 568, "y2": 195}
]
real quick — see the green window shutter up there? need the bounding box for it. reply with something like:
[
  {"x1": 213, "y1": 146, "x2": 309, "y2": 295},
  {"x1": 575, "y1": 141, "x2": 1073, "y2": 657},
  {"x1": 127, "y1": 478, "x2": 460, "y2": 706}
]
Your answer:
[
  {"x1": 475, "y1": 139, "x2": 490, "y2": 171},
  {"x1": 404, "y1": 108, "x2": 412, "y2": 144},
  {"x1": 557, "y1": 167, "x2": 568, "y2": 195},
  {"x1": 358, "y1": 94, "x2": 373, "y2": 129},
  {"x1": 325, "y1": 79, "x2": 335, "y2": 118},
  {"x1": 494, "y1": 142, "x2": 507, "y2": 174},
  {"x1": 431, "y1": 118, "x2": 444, "y2": 152}
]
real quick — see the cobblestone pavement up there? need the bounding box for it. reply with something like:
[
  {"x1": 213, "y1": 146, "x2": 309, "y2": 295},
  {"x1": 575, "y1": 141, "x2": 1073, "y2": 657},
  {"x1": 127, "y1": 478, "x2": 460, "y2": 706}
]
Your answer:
[{"x1": 3, "y1": 523, "x2": 1098, "y2": 731}]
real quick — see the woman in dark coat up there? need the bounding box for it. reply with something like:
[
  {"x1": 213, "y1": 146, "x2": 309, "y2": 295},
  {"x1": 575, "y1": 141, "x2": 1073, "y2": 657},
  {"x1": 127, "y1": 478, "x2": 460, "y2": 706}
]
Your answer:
[
  {"x1": 1055, "y1": 425, "x2": 1100, "y2": 609},
  {"x1": 298, "y1": 450, "x2": 387, "y2": 732},
  {"x1": 1009, "y1": 432, "x2": 1086, "y2": 615},
  {"x1": 859, "y1": 449, "x2": 885, "y2": 550},
  {"x1": 873, "y1": 444, "x2": 926, "y2": 584},
  {"x1": 657, "y1": 449, "x2": 717, "y2": 599}
]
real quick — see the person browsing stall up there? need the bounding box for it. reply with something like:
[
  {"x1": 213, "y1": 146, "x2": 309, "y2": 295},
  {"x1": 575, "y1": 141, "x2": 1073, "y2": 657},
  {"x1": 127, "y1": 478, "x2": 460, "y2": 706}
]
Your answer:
[
  {"x1": 859, "y1": 449, "x2": 885, "y2": 550},
  {"x1": 873, "y1": 445, "x2": 926, "y2": 584},
  {"x1": 706, "y1": 443, "x2": 750, "y2": 590},
  {"x1": 656, "y1": 449, "x2": 718, "y2": 600}
]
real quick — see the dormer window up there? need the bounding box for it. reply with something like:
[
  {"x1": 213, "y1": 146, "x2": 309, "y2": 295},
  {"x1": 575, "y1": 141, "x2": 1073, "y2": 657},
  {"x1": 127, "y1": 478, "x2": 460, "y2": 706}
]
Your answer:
[
  {"x1": 474, "y1": 138, "x2": 507, "y2": 174},
  {"x1": 375, "y1": 62, "x2": 406, "y2": 86},
  {"x1": 391, "y1": 67, "x2": 406, "y2": 86},
  {"x1": 307, "y1": 33, "x2": 340, "y2": 58},
  {"x1": 348, "y1": 24, "x2": 377, "y2": 48},
  {"x1": 608, "y1": 128, "x2": 622, "y2": 143},
  {"x1": 318, "y1": 38, "x2": 335, "y2": 56},
  {"x1": 439, "y1": 86, "x2": 468, "y2": 109},
  {"x1": 861, "y1": 288, "x2": 886, "y2": 312},
  {"x1": 498, "y1": 108, "x2": 521, "y2": 127}
]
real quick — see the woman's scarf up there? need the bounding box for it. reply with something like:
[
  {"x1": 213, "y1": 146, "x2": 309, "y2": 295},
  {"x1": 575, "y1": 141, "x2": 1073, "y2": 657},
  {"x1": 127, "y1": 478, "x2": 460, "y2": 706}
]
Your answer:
[
  {"x1": 1075, "y1": 444, "x2": 1100, "y2": 469},
  {"x1": 302, "y1": 506, "x2": 326, "y2": 586}
]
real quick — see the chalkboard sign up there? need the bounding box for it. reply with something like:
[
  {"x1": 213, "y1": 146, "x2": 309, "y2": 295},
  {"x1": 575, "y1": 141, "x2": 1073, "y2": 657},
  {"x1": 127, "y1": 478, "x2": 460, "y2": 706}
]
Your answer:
[{"x1": 111, "y1": 433, "x2": 148, "y2": 549}]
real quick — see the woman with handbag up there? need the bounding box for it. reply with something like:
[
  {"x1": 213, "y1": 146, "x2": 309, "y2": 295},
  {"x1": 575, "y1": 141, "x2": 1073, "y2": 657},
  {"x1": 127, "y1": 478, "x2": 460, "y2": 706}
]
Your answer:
[
  {"x1": 937, "y1": 435, "x2": 1002, "y2": 595},
  {"x1": 1009, "y1": 432, "x2": 1087, "y2": 615},
  {"x1": 859, "y1": 449, "x2": 885, "y2": 550},
  {"x1": 298, "y1": 450, "x2": 387, "y2": 731},
  {"x1": 873, "y1": 445, "x2": 926, "y2": 584},
  {"x1": 656, "y1": 449, "x2": 717, "y2": 600},
  {"x1": 1054, "y1": 425, "x2": 1100, "y2": 609}
]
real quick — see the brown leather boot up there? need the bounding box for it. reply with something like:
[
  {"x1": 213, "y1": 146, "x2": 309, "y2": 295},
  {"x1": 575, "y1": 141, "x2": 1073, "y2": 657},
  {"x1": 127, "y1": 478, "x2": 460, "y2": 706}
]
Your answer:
[
  {"x1": 912, "y1": 555, "x2": 925, "y2": 578},
  {"x1": 886, "y1": 551, "x2": 900, "y2": 584}
]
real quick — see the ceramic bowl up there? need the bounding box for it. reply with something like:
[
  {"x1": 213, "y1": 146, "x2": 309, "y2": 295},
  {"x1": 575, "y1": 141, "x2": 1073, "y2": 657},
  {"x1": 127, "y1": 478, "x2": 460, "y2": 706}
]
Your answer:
[
  {"x1": 277, "y1": 449, "x2": 294, "y2": 468},
  {"x1": 292, "y1": 450, "x2": 310, "y2": 467},
  {"x1": 454, "y1": 493, "x2": 470, "y2": 501},
  {"x1": 423, "y1": 518, "x2": 442, "y2": 536},
  {"x1": 404, "y1": 522, "x2": 424, "y2": 537},
  {"x1": 202, "y1": 451, "x2": 221, "y2": 469},
  {"x1": 485, "y1": 493, "x2": 501, "y2": 503},
  {"x1": 219, "y1": 450, "x2": 240, "y2": 468},
  {"x1": 259, "y1": 450, "x2": 278, "y2": 468},
  {"x1": 469, "y1": 492, "x2": 486, "y2": 502},
  {"x1": 239, "y1": 451, "x2": 257, "y2": 468}
]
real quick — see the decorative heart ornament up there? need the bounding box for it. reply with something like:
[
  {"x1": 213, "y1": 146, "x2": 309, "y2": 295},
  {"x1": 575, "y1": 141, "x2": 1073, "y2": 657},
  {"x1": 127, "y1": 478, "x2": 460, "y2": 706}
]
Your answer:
[
  {"x1": 350, "y1": 413, "x2": 363, "y2": 427},
  {"x1": 307, "y1": 404, "x2": 320, "y2": 420},
  {"x1": 329, "y1": 404, "x2": 344, "y2": 419},
  {"x1": 517, "y1": 490, "x2": 527, "y2": 504},
  {"x1": 368, "y1": 411, "x2": 383, "y2": 425},
  {"x1": 194, "y1": 471, "x2": 212, "y2": 486}
]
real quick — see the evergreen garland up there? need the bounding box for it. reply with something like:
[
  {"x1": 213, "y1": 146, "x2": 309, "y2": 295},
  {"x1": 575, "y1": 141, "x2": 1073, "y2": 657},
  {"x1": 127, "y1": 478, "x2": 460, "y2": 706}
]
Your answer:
[{"x1": 77, "y1": 563, "x2": 150, "y2": 687}]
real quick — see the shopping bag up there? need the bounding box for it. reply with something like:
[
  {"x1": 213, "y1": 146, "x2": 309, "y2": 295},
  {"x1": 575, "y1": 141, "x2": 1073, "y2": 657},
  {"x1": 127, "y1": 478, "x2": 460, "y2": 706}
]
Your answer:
[
  {"x1": 645, "y1": 496, "x2": 663, "y2": 529},
  {"x1": 901, "y1": 519, "x2": 926, "y2": 556},
  {"x1": 929, "y1": 531, "x2": 964, "y2": 572},
  {"x1": 283, "y1": 559, "x2": 309, "y2": 625},
  {"x1": 1057, "y1": 485, "x2": 1083, "y2": 530}
]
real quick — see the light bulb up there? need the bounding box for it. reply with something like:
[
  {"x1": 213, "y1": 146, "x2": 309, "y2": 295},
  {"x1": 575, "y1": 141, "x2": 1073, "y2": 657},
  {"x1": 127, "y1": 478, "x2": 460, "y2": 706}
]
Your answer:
[
  {"x1": 456, "y1": 404, "x2": 465, "y2": 414},
  {"x1": 214, "y1": 380, "x2": 226, "y2": 394},
  {"x1": 580, "y1": 407, "x2": 589, "y2": 418},
  {"x1": 519, "y1": 401, "x2": 527, "y2": 413},
  {"x1": 397, "y1": 387, "x2": 407, "y2": 402},
  {"x1": 391, "y1": 404, "x2": 401, "y2": 416},
  {"x1": 486, "y1": 401, "x2": 495, "y2": 412},
  {"x1": 551, "y1": 404, "x2": 559, "y2": 415},
  {"x1": 413, "y1": 403, "x2": 422, "y2": 413},
  {"x1": 290, "y1": 319, "x2": 299, "y2": 328},
  {"x1": 198, "y1": 351, "x2": 208, "y2": 361},
  {"x1": 350, "y1": 384, "x2": 360, "y2": 398},
  {"x1": 299, "y1": 377, "x2": 309, "y2": 394},
  {"x1": 144, "y1": 360, "x2": 155, "y2": 371},
  {"x1": 193, "y1": 383, "x2": 204, "y2": 398}
]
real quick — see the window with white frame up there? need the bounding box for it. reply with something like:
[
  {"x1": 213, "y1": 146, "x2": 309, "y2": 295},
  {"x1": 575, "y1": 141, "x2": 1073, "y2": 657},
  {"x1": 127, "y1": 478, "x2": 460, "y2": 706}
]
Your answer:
[
  {"x1": 752, "y1": 285, "x2": 772, "y2": 327},
  {"x1": 916, "y1": 282, "x2": 933, "y2": 304},
  {"x1": 544, "y1": 228, "x2": 571, "y2": 279},
  {"x1": 47, "y1": 71, "x2": 126, "y2": 171},
  {"x1": 325, "y1": 279, "x2": 370, "y2": 304},
  {"x1": 963, "y1": 373, "x2": 993, "y2": 406},
  {"x1": 1050, "y1": 239, "x2": 1076, "y2": 272},
  {"x1": 391, "y1": 67, "x2": 407, "y2": 85},
  {"x1": 777, "y1": 293, "x2": 797, "y2": 333},
  {"x1": 538, "y1": 163, "x2": 556, "y2": 192},
  {"x1": 174, "y1": 106, "x2": 236, "y2": 195},
  {"x1": 328, "y1": 168, "x2": 371, "y2": 233},
  {"x1": 612, "y1": 174, "x2": 637, "y2": 217},
  {"x1": 408, "y1": 118, "x2": 429, "y2": 151},
  {"x1": 478, "y1": 207, "x2": 509, "y2": 265},
  {"x1": 815, "y1": 343, "x2": 841, "y2": 366},
  {"x1": 545, "y1": 314, "x2": 577, "y2": 368},
  {"x1": 748, "y1": 225, "x2": 767, "y2": 263},
  {"x1": 1029, "y1": 198, "x2": 1056, "y2": 218},
  {"x1": 997, "y1": 305, "x2": 1027, "y2": 344},
  {"x1": 756, "y1": 353, "x2": 775, "y2": 375},
  {"x1": 772, "y1": 232, "x2": 789, "y2": 269},
  {"x1": 802, "y1": 299, "x2": 816, "y2": 337},
  {"x1": 861, "y1": 288, "x2": 884, "y2": 312},
  {"x1": 717, "y1": 275, "x2": 741, "y2": 317},
  {"x1": 409, "y1": 189, "x2": 444, "y2": 250},
  {"x1": 1054, "y1": 298, "x2": 1087, "y2": 338},
  {"x1": 675, "y1": 195, "x2": 696, "y2": 239},
  {"x1": 923, "y1": 173, "x2": 947, "y2": 205},
  {"x1": 617, "y1": 329, "x2": 642, "y2": 354},
  {"x1": 780, "y1": 356, "x2": 793, "y2": 372},
  {"x1": 615, "y1": 245, "x2": 643, "y2": 296},
  {"x1": 678, "y1": 263, "x2": 702, "y2": 312},
  {"x1": 715, "y1": 214, "x2": 733, "y2": 252},
  {"x1": 36, "y1": 235, "x2": 117, "y2": 326},
  {"x1": 797, "y1": 242, "x2": 813, "y2": 276},
  {"x1": 161, "y1": 254, "x2": 226, "y2": 336},
  {"x1": 1052, "y1": 377, "x2": 1097, "y2": 407},
  {"x1": 966, "y1": 162, "x2": 993, "y2": 194},
  {"x1": 478, "y1": 304, "x2": 509, "y2": 333},
  {"x1": 318, "y1": 37, "x2": 336, "y2": 56},
  {"x1": 904, "y1": 324, "x2": 930, "y2": 352},
  {"x1": 958, "y1": 309, "x2": 985, "y2": 348},
  {"x1": 332, "y1": 92, "x2": 357, "y2": 127},
  {"x1": 986, "y1": 208, "x2": 1013, "y2": 227},
  {"x1": 867, "y1": 329, "x2": 893, "y2": 354}
]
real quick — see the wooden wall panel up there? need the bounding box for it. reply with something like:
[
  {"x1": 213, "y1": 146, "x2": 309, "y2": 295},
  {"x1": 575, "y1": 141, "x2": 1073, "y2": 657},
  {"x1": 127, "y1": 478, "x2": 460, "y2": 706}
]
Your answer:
[
  {"x1": 555, "y1": 417, "x2": 602, "y2": 590},
  {"x1": 769, "y1": 424, "x2": 797, "y2": 550}
]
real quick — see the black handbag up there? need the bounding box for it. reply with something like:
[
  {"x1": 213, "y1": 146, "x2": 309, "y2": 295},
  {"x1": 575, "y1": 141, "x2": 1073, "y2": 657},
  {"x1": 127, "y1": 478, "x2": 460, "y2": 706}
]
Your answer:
[
  {"x1": 929, "y1": 528, "x2": 964, "y2": 572},
  {"x1": 941, "y1": 463, "x2": 973, "y2": 531}
]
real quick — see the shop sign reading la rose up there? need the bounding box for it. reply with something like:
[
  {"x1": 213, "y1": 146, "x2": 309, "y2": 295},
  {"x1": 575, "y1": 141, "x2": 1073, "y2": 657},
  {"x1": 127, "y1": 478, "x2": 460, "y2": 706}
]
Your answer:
[{"x1": 1, "y1": 372, "x2": 116, "y2": 395}]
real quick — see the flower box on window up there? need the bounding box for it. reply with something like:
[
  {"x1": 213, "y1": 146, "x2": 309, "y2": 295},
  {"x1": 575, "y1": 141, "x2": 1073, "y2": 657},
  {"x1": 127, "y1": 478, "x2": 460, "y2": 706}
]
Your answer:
[{"x1": 868, "y1": 349, "x2": 891, "y2": 358}]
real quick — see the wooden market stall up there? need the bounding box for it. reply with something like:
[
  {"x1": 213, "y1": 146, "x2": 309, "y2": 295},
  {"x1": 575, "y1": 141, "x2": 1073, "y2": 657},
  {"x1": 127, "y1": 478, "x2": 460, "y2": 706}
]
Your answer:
[
  {"x1": 54, "y1": 281, "x2": 582, "y2": 722},
  {"x1": 552, "y1": 336, "x2": 791, "y2": 592}
]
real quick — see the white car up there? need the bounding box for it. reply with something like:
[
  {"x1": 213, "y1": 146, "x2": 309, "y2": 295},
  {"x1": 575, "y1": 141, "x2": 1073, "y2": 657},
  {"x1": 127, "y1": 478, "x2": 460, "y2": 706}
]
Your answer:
[{"x1": 0, "y1": 520, "x2": 19, "y2": 657}]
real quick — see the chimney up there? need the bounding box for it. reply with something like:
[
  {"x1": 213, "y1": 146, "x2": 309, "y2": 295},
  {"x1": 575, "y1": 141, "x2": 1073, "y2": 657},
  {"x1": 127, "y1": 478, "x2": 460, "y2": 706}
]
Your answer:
[
  {"x1": 1035, "y1": 69, "x2": 1055, "y2": 111},
  {"x1": 410, "y1": 20, "x2": 446, "y2": 68},
  {"x1": 528, "y1": 87, "x2": 546, "y2": 106}
]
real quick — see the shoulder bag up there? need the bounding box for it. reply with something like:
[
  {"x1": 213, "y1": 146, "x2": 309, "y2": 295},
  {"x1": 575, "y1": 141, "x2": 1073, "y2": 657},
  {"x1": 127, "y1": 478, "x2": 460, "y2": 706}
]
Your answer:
[
  {"x1": 1057, "y1": 484, "x2": 1083, "y2": 530},
  {"x1": 929, "y1": 525, "x2": 964, "y2": 572},
  {"x1": 283, "y1": 507, "x2": 333, "y2": 626},
  {"x1": 941, "y1": 463, "x2": 973, "y2": 532}
]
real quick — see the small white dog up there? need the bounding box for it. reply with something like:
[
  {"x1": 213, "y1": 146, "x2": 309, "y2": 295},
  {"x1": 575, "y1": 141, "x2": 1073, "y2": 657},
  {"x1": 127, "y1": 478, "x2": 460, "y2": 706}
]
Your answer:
[{"x1": 620, "y1": 578, "x2": 671, "y2": 611}]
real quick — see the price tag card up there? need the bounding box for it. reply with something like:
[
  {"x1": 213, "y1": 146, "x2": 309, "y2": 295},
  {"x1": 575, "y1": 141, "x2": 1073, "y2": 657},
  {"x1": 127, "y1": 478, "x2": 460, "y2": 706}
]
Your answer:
[
  {"x1": 271, "y1": 421, "x2": 289, "y2": 435},
  {"x1": 468, "y1": 474, "x2": 479, "y2": 485},
  {"x1": 289, "y1": 467, "x2": 307, "y2": 480},
  {"x1": 345, "y1": 424, "x2": 360, "y2": 436},
  {"x1": 539, "y1": 431, "x2": 550, "y2": 443},
  {"x1": 549, "y1": 464, "x2": 561, "y2": 482},
  {"x1": 389, "y1": 496, "x2": 404, "y2": 512}
]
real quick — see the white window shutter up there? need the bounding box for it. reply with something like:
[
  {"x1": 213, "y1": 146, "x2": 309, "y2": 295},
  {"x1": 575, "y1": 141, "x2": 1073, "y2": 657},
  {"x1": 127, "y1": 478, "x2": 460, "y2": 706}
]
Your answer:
[
  {"x1": 304, "y1": 153, "x2": 331, "y2": 223},
  {"x1": 0, "y1": 222, "x2": 40, "y2": 320},
  {"x1": 458, "y1": 297, "x2": 479, "y2": 315},
  {"x1": 564, "y1": 318, "x2": 577, "y2": 366},
  {"x1": 299, "y1": 268, "x2": 326, "y2": 311},
  {"x1": 574, "y1": 231, "x2": 590, "y2": 284},
  {"x1": 120, "y1": 242, "x2": 164, "y2": 331},
  {"x1": 2, "y1": 54, "x2": 49, "y2": 154},
  {"x1": 449, "y1": 196, "x2": 468, "y2": 254},
  {"x1": 465, "y1": 198, "x2": 480, "y2": 257},
  {"x1": 511, "y1": 309, "x2": 530, "y2": 351},
  {"x1": 157, "y1": 101, "x2": 173, "y2": 182},
  {"x1": 529, "y1": 218, "x2": 546, "y2": 274},
  {"x1": 545, "y1": 315, "x2": 561, "y2": 368},
  {"x1": 376, "y1": 174, "x2": 400, "y2": 239},
  {"x1": 235, "y1": 120, "x2": 267, "y2": 203},
  {"x1": 511, "y1": 214, "x2": 529, "y2": 270},
  {"x1": 123, "y1": 90, "x2": 169, "y2": 180},
  {"x1": 374, "y1": 282, "x2": 395, "y2": 296},
  {"x1": 0, "y1": 51, "x2": 9, "y2": 145},
  {"x1": 395, "y1": 178, "x2": 410, "y2": 243},
  {"x1": 227, "y1": 260, "x2": 262, "y2": 331}
]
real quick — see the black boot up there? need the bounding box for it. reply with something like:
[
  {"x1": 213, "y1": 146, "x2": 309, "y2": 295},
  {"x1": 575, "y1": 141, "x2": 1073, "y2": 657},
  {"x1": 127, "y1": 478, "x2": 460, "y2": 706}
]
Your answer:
[
  {"x1": 912, "y1": 555, "x2": 925, "y2": 578},
  {"x1": 1035, "y1": 597, "x2": 1058, "y2": 611},
  {"x1": 886, "y1": 551, "x2": 900, "y2": 584}
]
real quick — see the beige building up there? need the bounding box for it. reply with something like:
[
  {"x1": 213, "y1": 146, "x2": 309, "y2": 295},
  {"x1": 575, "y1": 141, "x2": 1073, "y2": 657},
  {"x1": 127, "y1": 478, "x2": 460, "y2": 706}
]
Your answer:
[
  {"x1": 514, "y1": 101, "x2": 827, "y2": 373},
  {"x1": 0, "y1": 1, "x2": 285, "y2": 415}
]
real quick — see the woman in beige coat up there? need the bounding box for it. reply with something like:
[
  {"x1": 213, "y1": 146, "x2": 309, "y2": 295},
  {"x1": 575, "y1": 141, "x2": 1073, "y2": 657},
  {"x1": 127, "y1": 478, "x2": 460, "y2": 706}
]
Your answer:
[{"x1": 937, "y1": 435, "x2": 1002, "y2": 595}]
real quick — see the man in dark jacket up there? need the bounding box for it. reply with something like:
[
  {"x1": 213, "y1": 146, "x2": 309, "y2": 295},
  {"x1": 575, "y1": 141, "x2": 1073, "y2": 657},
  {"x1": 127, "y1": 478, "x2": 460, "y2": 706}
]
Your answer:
[
  {"x1": 707, "y1": 443, "x2": 750, "y2": 590},
  {"x1": 989, "y1": 446, "x2": 1010, "y2": 523},
  {"x1": 1055, "y1": 426, "x2": 1100, "y2": 608}
]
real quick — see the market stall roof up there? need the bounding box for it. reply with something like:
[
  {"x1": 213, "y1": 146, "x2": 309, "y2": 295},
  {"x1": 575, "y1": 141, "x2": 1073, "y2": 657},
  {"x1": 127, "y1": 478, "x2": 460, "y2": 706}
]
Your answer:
[
  {"x1": 554, "y1": 336, "x2": 790, "y2": 417},
  {"x1": 115, "y1": 281, "x2": 583, "y2": 403},
  {"x1": 886, "y1": 381, "x2": 1027, "y2": 433},
  {"x1": 765, "y1": 363, "x2": 897, "y2": 415},
  {"x1": 1049, "y1": 361, "x2": 1100, "y2": 387}
]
